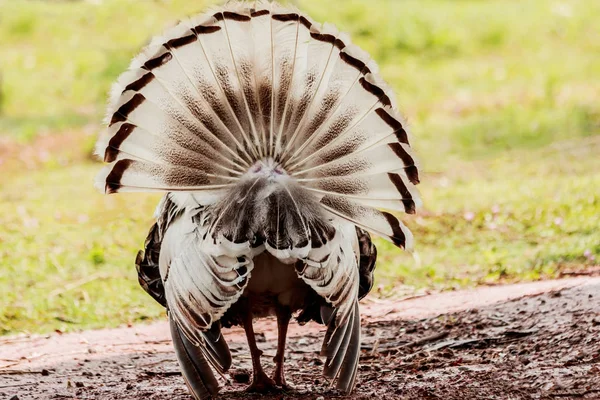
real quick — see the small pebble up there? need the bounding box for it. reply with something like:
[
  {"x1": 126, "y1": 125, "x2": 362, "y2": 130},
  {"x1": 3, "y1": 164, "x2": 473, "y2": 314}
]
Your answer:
[
  {"x1": 311, "y1": 357, "x2": 323, "y2": 366},
  {"x1": 75, "y1": 381, "x2": 85, "y2": 388},
  {"x1": 10, "y1": 396, "x2": 19, "y2": 400},
  {"x1": 126, "y1": 383, "x2": 134, "y2": 390},
  {"x1": 316, "y1": 397, "x2": 325, "y2": 400},
  {"x1": 41, "y1": 369, "x2": 50, "y2": 376}
]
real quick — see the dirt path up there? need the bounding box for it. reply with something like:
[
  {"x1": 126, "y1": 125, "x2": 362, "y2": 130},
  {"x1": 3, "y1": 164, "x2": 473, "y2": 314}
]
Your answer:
[{"x1": 1, "y1": 277, "x2": 599, "y2": 400}]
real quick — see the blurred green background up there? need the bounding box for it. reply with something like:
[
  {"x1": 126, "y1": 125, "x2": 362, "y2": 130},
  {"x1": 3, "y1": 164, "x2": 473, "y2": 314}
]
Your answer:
[{"x1": 0, "y1": 0, "x2": 598, "y2": 335}]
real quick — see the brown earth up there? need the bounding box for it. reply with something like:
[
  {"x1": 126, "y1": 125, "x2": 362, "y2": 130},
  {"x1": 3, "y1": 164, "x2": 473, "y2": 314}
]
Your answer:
[{"x1": 1, "y1": 277, "x2": 599, "y2": 400}]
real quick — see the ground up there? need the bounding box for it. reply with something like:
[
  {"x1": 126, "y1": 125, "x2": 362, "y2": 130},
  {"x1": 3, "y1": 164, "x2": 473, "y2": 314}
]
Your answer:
[{"x1": 2, "y1": 277, "x2": 599, "y2": 400}]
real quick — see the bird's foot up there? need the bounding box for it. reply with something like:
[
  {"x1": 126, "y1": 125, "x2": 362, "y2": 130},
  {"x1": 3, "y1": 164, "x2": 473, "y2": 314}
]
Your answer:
[
  {"x1": 274, "y1": 378, "x2": 294, "y2": 391},
  {"x1": 246, "y1": 371, "x2": 278, "y2": 393},
  {"x1": 273, "y1": 370, "x2": 293, "y2": 391}
]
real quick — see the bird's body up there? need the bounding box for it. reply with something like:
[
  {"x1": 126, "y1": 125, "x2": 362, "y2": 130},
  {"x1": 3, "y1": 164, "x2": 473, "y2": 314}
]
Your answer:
[
  {"x1": 97, "y1": 1, "x2": 421, "y2": 398},
  {"x1": 242, "y1": 253, "x2": 309, "y2": 314}
]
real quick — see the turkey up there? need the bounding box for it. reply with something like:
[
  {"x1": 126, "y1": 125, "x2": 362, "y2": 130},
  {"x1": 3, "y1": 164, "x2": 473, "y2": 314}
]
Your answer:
[{"x1": 95, "y1": 1, "x2": 421, "y2": 398}]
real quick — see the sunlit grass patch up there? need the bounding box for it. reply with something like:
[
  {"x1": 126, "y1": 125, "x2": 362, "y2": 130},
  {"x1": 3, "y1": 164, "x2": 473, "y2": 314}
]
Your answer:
[
  {"x1": 0, "y1": 163, "x2": 164, "y2": 334},
  {"x1": 375, "y1": 137, "x2": 600, "y2": 291}
]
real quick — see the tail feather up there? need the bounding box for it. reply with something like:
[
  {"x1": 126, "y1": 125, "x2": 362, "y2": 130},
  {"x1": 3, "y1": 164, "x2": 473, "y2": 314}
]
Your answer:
[
  {"x1": 221, "y1": 12, "x2": 265, "y2": 157},
  {"x1": 287, "y1": 105, "x2": 411, "y2": 171},
  {"x1": 248, "y1": 5, "x2": 274, "y2": 156},
  {"x1": 294, "y1": 143, "x2": 418, "y2": 182},
  {"x1": 320, "y1": 196, "x2": 414, "y2": 250},
  {"x1": 161, "y1": 33, "x2": 257, "y2": 164},
  {"x1": 284, "y1": 68, "x2": 375, "y2": 164},
  {"x1": 278, "y1": 21, "x2": 341, "y2": 160},
  {"x1": 194, "y1": 13, "x2": 261, "y2": 161},
  {"x1": 96, "y1": 1, "x2": 422, "y2": 247},
  {"x1": 130, "y1": 69, "x2": 247, "y2": 168},
  {"x1": 101, "y1": 90, "x2": 243, "y2": 171},
  {"x1": 98, "y1": 122, "x2": 243, "y2": 177}
]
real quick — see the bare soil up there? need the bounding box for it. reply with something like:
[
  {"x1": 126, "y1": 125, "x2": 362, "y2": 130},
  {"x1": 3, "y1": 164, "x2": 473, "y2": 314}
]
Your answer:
[{"x1": 1, "y1": 277, "x2": 599, "y2": 400}]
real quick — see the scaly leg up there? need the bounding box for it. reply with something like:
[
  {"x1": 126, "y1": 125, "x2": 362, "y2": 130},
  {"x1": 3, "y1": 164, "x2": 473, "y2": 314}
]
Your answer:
[
  {"x1": 242, "y1": 301, "x2": 277, "y2": 393},
  {"x1": 273, "y1": 305, "x2": 292, "y2": 389}
]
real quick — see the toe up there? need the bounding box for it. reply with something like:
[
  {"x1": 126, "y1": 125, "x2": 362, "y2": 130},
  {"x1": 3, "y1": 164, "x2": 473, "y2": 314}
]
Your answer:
[{"x1": 246, "y1": 374, "x2": 277, "y2": 393}]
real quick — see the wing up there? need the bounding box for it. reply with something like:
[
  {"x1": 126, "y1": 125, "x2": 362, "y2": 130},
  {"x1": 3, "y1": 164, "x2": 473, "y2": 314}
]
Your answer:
[
  {"x1": 295, "y1": 219, "x2": 361, "y2": 392},
  {"x1": 136, "y1": 195, "x2": 181, "y2": 307},
  {"x1": 297, "y1": 226, "x2": 376, "y2": 324},
  {"x1": 356, "y1": 227, "x2": 377, "y2": 300},
  {"x1": 137, "y1": 194, "x2": 252, "y2": 394}
]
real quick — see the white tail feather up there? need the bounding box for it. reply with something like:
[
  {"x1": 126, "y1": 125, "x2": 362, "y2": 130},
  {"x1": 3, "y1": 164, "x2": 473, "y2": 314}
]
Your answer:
[{"x1": 96, "y1": 1, "x2": 421, "y2": 249}]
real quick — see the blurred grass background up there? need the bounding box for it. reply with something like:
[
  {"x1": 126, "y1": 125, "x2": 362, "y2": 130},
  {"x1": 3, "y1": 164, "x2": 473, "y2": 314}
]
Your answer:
[{"x1": 0, "y1": 0, "x2": 598, "y2": 335}]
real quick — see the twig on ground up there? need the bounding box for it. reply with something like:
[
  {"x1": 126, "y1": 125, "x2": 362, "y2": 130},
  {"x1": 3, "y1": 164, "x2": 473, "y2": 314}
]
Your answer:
[
  {"x1": 411, "y1": 328, "x2": 539, "y2": 354},
  {"x1": 503, "y1": 329, "x2": 538, "y2": 338},
  {"x1": 0, "y1": 361, "x2": 21, "y2": 369},
  {"x1": 110, "y1": 339, "x2": 172, "y2": 346},
  {"x1": 426, "y1": 337, "x2": 502, "y2": 352},
  {"x1": 0, "y1": 369, "x2": 45, "y2": 375},
  {"x1": 0, "y1": 337, "x2": 33, "y2": 345},
  {"x1": 378, "y1": 331, "x2": 449, "y2": 355},
  {"x1": 370, "y1": 332, "x2": 381, "y2": 356},
  {"x1": 0, "y1": 382, "x2": 38, "y2": 389},
  {"x1": 142, "y1": 370, "x2": 182, "y2": 377},
  {"x1": 488, "y1": 315, "x2": 511, "y2": 325},
  {"x1": 139, "y1": 359, "x2": 176, "y2": 368}
]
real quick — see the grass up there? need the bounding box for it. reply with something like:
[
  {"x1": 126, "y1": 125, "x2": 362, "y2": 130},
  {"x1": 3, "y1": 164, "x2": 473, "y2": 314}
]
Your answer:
[
  {"x1": 0, "y1": 0, "x2": 599, "y2": 335},
  {"x1": 376, "y1": 137, "x2": 600, "y2": 292}
]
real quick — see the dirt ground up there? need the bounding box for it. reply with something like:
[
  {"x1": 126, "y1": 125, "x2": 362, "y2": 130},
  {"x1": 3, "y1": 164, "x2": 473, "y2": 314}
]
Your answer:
[{"x1": 1, "y1": 277, "x2": 599, "y2": 400}]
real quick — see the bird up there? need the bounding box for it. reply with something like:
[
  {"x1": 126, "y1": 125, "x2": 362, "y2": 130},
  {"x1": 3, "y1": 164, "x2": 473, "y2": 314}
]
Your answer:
[{"x1": 95, "y1": 1, "x2": 421, "y2": 399}]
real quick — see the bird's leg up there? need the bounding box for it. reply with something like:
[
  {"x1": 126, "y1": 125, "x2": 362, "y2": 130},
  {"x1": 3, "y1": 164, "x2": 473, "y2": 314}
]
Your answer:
[
  {"x1": 273, "y1": 304, "x2": 292, "y2": 389},
  {"x1": 242, "y1": 300, "x2": 277, "y2": 393}
]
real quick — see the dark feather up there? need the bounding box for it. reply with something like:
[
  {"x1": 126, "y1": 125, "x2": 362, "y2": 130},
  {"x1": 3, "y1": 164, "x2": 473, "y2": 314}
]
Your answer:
[
  {"x1": 135, "y1": 195, "x2": 182, "y2": 307},
  {"x1": 321, "y1": 302, "x2": 360, "y2": 392},
  {"x1": 169, "y1": 315, "x2": 220, "y2": 400},
  {"x1": 356, "y1": 227, "x2": 377, "y2": 300},
  {"x1": 200, "y1": 322, "x2": 232, "y2": 374}
]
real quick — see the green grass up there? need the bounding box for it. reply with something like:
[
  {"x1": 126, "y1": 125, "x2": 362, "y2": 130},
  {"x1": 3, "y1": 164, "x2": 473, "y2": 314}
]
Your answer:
[
  {"x1": 0, "y1": 163, "x2": 165, "y2": 334},
  {"x1": 376, "y1": 137, "x2": 600, "y2": 292},
  {"x1": 0, "y1": 0, "x2": 599, "y2": 335}
]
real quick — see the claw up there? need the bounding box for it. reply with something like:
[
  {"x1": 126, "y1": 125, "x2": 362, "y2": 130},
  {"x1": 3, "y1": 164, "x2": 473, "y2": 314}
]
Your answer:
[{"x1": 246, "y1": 371, "x2": 278, "y2": 393}]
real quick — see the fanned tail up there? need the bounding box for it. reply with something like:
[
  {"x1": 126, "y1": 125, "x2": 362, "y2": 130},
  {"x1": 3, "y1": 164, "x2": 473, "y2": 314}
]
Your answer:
[{"x1": 95, "y1": 1, "x2": 421, "y2": 251}]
